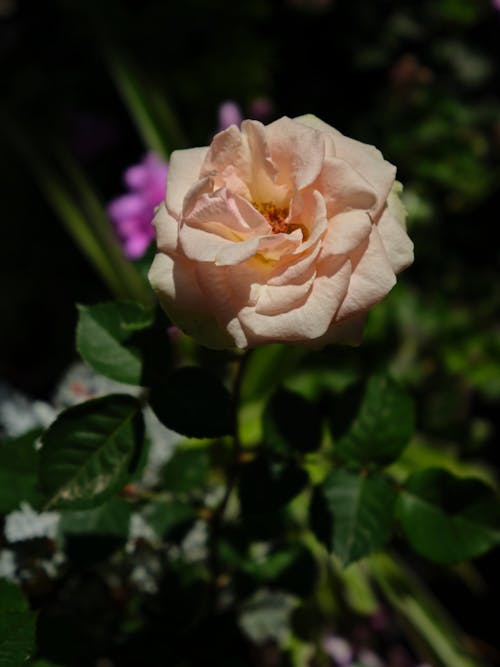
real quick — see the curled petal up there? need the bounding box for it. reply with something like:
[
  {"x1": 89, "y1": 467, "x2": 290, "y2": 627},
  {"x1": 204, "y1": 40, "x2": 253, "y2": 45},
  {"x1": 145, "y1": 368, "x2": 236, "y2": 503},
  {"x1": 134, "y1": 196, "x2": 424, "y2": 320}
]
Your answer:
[
  {"x1": 295, "y1": 114, "x2": 396, "y2": 220},
  {"x1": 336, "y1": 226, "x2": 396, "y2": 321},
  {"x1": 239, "y1": 256, "x2": 351, "y2": 344},
  {"x1": 255, "y1": 266, "x2": 317, "y2": 315},
  {"x1": 152, "y1": 202, "x2": 179, "y2": 252},
  {"x1": 376, "y1": 181, "x2": 414, "y2": 273},
  {"x1": 265, "y1": 116, "x2": 325, "y2": 190},
  {"x1": 322, "y1": 210, "x2": 372, "y2": 257},
  {"x1": 186, "y1": 188, "x2": 269, "y2": 236},
  {"x1": 316, "y1": 157, "x2": 377, "y2": 215},
  {"x1": 166, "y1": 147, "x2": 209, "y2": 217}
]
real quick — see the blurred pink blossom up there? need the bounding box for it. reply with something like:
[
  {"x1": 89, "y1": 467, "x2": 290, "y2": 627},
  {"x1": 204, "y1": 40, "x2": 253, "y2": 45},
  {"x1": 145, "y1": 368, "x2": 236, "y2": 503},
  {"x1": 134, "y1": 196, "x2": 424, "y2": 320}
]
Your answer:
[
  {"x1": 108, "y1": 153, "x2": 168, "y2": 259},
  {"x1": 217, "y1": 100, "x2": 243, "y2": 131}
]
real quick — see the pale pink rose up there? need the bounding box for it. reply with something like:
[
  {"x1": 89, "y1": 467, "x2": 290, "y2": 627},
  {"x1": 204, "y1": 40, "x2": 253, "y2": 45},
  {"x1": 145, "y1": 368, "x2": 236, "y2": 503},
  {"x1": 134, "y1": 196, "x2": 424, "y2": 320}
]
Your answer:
[{"x1": 148, "y1": 115, "x2": 413, "y2": 349}]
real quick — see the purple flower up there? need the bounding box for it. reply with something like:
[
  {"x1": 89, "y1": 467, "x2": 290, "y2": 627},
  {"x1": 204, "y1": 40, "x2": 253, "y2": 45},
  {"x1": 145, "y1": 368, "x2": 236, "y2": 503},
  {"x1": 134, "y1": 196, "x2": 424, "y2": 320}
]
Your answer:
[
  {"x1": 493, "y1": 0, "x2": 500, "y2": 10},
  {"x1": 108, "y1": 153, "x2": 168, "y2": 259},
  {"x1": 217, "y1": 101, "x2": 243, "y2": 131}
]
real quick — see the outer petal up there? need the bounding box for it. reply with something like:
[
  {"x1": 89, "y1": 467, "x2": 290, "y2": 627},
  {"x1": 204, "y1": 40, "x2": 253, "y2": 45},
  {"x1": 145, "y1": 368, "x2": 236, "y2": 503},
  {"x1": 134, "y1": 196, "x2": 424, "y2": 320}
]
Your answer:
[
  {"x1": 377, "y1": 182, "x2": 414, "y2": 274},
  {"x1": 148, "y1": 253, "x2": 233, "y2": 349},
  {"x1": 166, "y1": 147, "x2": 209, "y2": 218},
  {"x1": 336, "y1": 226, "x2": 396, "y2": 321},
  {"x1": 152, "y1": 202, "x2": 179, "y2": 252},
  {"x1": 196, "y1": 263, "x2": 249, "y2": 348},
  {"x1": 295, "y1": 114, "x2": 396, "y2": 219}
]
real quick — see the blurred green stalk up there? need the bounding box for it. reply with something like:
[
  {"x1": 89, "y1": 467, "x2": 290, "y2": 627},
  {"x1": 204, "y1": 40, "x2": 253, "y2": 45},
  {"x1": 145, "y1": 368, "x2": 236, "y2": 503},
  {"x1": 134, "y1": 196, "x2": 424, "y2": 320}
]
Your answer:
[{"x1": 4, "y1": 116, "x2": 152, "y2": 305}]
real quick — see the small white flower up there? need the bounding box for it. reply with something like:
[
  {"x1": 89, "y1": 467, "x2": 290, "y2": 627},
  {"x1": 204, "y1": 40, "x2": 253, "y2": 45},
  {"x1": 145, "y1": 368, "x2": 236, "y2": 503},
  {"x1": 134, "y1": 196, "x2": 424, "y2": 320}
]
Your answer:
[
  {"x1": 0, "y1": 549, "x2": 17, "y2": 581},
  {"x1": 4, "y1": 503, "x2": 60, "y2": 543}
]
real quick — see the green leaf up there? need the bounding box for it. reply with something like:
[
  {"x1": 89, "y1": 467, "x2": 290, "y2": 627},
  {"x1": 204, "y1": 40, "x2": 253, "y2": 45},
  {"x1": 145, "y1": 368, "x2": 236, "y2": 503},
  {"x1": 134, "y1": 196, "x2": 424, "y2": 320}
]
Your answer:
[
  {"x1": 39, "y1": 394, "x2": 144, "y2": 510},
  {"x1": 162, "y1": 447, "x2": 210, "y2": 494},
  {"x1": 0, "y1": 581, "x2": 36, "y2": 667},
  {"x1": 76, "y1": 301, "x2": 157, "y2": 385},
  {"x1": 144, "y1": 500, "x2": 197, "y2": 541},
  {"x1": 149, "y1": 367, "x2": 233, "y2": 438},
  {"x1": 59, "y1": 496, "x2": 132, "y2": 538},
  {"x1": 334, "y1": 374, "x2": 415, "y2": 467},
  {"x1": 263, "y1": 388, "x2": 322, "y2": 455},
  {"x1": 238, "y1": 590, "x2": 296, "y2": 645},
  {"x1": 238, "y1": 455, "x2": 308, "y2": 515},
  {"x1": 397, "y1": 468, "x2": 500, "y2": 563},
  {"x1": 321, "y1": 468, "x2": 397, "y2": 566},
  {"x1": 0, "y1": 429, "x2": 42, "y2": 513}
]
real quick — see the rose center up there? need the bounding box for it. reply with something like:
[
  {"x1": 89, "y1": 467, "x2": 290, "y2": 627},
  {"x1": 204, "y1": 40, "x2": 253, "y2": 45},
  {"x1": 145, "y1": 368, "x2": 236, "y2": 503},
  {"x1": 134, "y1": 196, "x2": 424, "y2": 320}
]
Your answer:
[{"x1": 253, "y1": 201, "x2": 298, "y2": 235}]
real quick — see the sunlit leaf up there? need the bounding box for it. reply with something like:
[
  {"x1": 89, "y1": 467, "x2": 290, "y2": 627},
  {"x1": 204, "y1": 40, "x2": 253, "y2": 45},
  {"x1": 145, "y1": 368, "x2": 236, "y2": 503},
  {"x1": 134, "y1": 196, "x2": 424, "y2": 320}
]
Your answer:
[
  {"x1": 40, "y1": 394, "x2": 144, "y2": 510},
  {"x1": 76, "y1": 301, "x2": 159, "y2": 385}
]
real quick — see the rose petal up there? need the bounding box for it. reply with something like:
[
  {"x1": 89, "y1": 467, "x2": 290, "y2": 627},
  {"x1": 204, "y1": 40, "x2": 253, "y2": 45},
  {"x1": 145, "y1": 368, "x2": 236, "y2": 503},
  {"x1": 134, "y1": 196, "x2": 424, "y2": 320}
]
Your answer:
[
  {"x1": 186, "y1": 188, "x2": 268, "y2": 236},
  {"x1": 166, "y1": 147, "x2": 209, "y2": 217},
  {"x1": 377, "y1": 208, "x2": 414, "y2": 274},
  {"x1": 295, "y1": 114, "x2": 396, "y2": 219},
  {"x1": 196, "y1": 263, "x2": 249, "y2": 348},
  {"x1": 152, "y1": 202, "x2": 179, "y2": 252},
  {"x1": 268, "y1": 242, "x2": 322, "y2": 286},
  {"x1": 336, "y1": 226, "x2": 396, "y2": 321},
  {"x1": 316, "y1": 157, "x2": 377, "y2": 215},
  {"x1": 293, "y1": 190, "x2": 328, "y2": 254},
  {"x1": 239, "y1": 256, "x2": 351, "y2": 343},
  {"x1": 178, "y1": 222, "x2": 236, "y2": 262},
  {"x1": 242, "y1": 120, "x2": 288, "y2": 205},
  {"x1": 201, "y1": 125, "x2": 251, "y2": 187},
  {"x1": 322, "y1": 210, "x2": 372, "y2": 256},
  {"x1": 215, "y1": 237, "x2": 261, "y2": 266},
  {"x1": 265, "y1": 116, "x2": 325, "y2": 190},
  {"x1": 148, "y1": 253, "x2": 233, "y2": 349},
  {"x1": 376, "y1": 181, "x2": 414, "y2": 273},
  {"x1": 255, "y1": 265, "x2": 317, "y2": 315}
]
